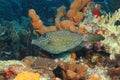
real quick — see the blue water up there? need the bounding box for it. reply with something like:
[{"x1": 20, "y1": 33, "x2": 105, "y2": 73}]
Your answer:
[{"x1": 0, "y1": 0, "x2": 117, "y2": 21}]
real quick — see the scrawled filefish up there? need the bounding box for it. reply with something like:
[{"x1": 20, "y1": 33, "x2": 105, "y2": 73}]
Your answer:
[{"x1": 32, "y1": 30, "x2": 104, "y2": 54}]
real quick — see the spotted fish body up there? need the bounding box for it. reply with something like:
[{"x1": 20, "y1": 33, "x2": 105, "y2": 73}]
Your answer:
[{"x1": 32, "y1": 30, "x2": 104, "y2": 54}]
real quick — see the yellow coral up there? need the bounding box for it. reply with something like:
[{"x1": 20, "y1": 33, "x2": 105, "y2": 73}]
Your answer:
[{"x1": 14, "y1": 71, "x2": 40, "y2": 80}]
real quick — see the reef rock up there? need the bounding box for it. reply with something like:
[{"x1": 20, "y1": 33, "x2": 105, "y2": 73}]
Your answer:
[
  {"x1": 31, "y1": 57, "x2": 57, "y2": 71},
  {"x1": 32, "y1": 30, "x2": 104, "y2": 54}
]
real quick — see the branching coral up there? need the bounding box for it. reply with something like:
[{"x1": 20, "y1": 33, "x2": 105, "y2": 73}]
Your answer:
[
  {"x1": 99, "y1": 8, "x2": 120, "y2": 25},
  {"x1": 97, "y1": 8, "x2": 120, "y2": 59}
]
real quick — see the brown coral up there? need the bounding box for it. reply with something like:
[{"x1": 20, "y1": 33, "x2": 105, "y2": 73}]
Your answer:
[{"x1": 58, "y1": 61, "x2": 88, "y2": 79}]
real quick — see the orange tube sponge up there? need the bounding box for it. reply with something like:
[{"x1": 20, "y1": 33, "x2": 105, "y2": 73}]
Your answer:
[
  {"x1": 72, "y1": 12, "x2": 83, "y2": 25},
  {"x1": 67, "y1": 0, "x2": 90, "y2": 25},
  {"x1": 55, "y1": 6, "x2": 66, "y2": 26},
  {"x1": 28, "y1": 9, "x2": 47, "y2": 34},
  {"x1": 57, "y1": 20, "x2": 77, "y2": 32},
  {"x1": 67, "y1": 10, "x2": 83, "y2": 25},
  {"x1": 70, "y1": 0, "x2": 82, "y2": 10},
  {"x1": 28, "y1": 9, "x2": 57, "y2": 34},
  {"x1": 46, "y1": 26, "x2": 57, "y2": 32},
  {"x1": 67, "y1": 10, "x2": 77, "y2": 21},
  {"x1": 70, "y1": 0, "x2": 90, "y2": 11}
]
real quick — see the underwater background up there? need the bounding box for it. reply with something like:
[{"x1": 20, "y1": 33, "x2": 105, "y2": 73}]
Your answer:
[
  {"x1": 0, "y1": 0, "x2": 120, "y2": 80},
  {"x1": 0, "y1": 0, "x2": 119, "y2": 60}
]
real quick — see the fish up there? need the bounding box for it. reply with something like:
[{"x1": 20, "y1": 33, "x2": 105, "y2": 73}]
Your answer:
[{"x1": 31, "y1": 30, "x2": 104, "y2": 54}]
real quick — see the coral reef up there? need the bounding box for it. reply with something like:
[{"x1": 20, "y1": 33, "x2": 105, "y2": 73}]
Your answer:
[
  {"x1": 1, "y1": 0, "x2": 120, "y2": 80},
  {"x1": 0, "y1": 21, "x2": 20, "y2": 59},
  {"x1": 0, "y1": 53, "x2": 118, "y2": 80},
  {"x1": 0, "y1": 18, "x2": 32, "y2": 60}
]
